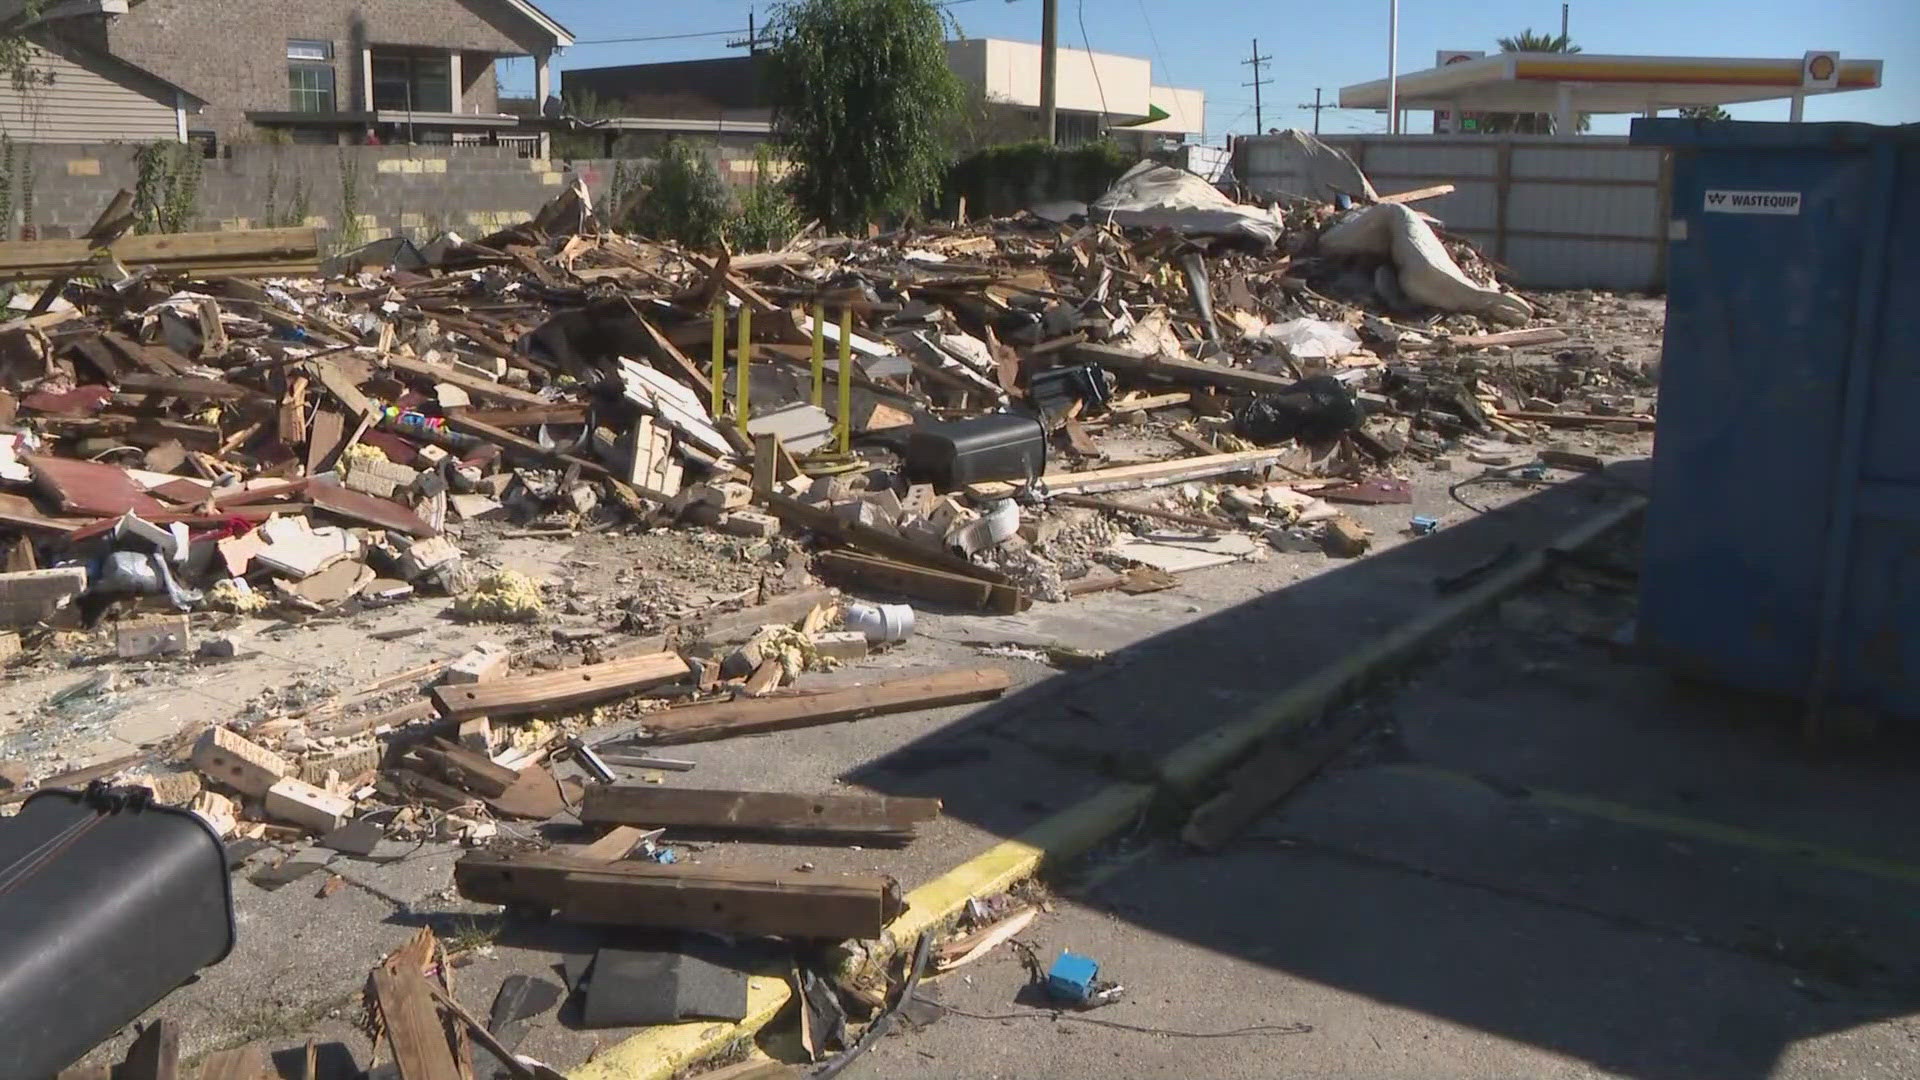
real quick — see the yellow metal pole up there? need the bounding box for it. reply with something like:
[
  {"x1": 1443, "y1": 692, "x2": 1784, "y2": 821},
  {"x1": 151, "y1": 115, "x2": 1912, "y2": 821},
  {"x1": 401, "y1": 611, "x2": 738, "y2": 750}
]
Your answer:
[
  {"x1": 837, "y1": 305, "x2": 853, "y2": 455},
  {"x1": 735, "y1": 303, "x2": 752, "y2": 438},
  {"x1": 809, "y1": 302, "x2": 826, "y2": 407},
  {"x1": 709, "y1": 302, "x2": 725, "y2": 418}
]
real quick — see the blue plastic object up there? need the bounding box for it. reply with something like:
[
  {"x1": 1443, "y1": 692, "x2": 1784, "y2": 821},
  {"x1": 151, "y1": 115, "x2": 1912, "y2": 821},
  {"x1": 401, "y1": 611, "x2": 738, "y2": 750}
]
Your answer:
[
  {"x1": 1410, "y1": 515, "x2": 1440, "y2": 535},
  {"x1": 1629, "y1": 119, "x2": 1919, "y2": 720},
  {"x1": 1046, "y1": 951, "x2": 1100, "y2": 1003}
]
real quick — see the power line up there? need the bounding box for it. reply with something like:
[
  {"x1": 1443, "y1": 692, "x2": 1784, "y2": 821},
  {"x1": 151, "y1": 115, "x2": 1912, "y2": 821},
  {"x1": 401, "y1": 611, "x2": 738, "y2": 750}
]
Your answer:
[
  {"x1": 1298, "y1": 87, "x2": 1330, "y2": 135},
  {"x1": 1241, "y1": 38, "x2": 1272, "y2": 132}
]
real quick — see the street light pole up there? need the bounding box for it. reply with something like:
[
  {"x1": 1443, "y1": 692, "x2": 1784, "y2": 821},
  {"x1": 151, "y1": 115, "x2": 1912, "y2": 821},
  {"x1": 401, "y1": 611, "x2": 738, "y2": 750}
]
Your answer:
[
  {"x1": 1386, "y1": 0, "x2": 1400, "y2": 134},
  {"x1": 1040, "y1": 0, "x2": 1059, "y2": 144}
]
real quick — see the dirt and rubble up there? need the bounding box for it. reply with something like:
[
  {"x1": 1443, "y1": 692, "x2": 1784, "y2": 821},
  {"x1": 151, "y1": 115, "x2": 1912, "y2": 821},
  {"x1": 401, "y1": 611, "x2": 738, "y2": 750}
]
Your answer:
[{"x1": 0, "y1": 152, "x2": 1667, "y2": 1078}]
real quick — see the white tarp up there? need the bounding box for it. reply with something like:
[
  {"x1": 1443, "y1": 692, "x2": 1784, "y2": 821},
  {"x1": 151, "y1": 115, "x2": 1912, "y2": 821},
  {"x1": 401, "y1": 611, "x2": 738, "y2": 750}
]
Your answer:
[
  {"x1": 1090, "y1": 161, "x2": 1286, "y2": 248},
  {"x1": 1319, "y1": 203, "x2": 1533, "y2": 326},
  {"x1": 1239, "y1": 129, "x2": 1378, "y2": 203}
]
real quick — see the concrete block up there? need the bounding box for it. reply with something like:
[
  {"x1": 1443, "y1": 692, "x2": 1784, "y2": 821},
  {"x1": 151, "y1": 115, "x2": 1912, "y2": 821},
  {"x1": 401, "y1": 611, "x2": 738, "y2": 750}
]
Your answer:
[
  {"x1": 811, "y1": 630, "x2": 868, "y2": 662},
  {"x1": 457, "y1": 717, "x2": 493, "y2": 754},
  {"x1": 718, "y1": 510, "x2": 781, "y2": 538},
  {"x1": 691, "y1": 482, "x2": 752, "y2": 510},
  {"x1": 397, "y1": 535, "x2": 462, "y2": 580},
  {"x1": 445, "y1": 641, "x2": 509, "y2": 684},
  {"x1": 192, "y1": 726, "x2": 292, "y2": 797},
  {"x1": 264, "y1": 776, "x2": 354, "y2": 833},
  {"x1": 298, "y1": 743, "x2": 382, "y2": 785},
  {"x1": 116, "y1": 614, "x2": 192, "y2": 658},
  {"x1": 0, "y1": 566, "x2": 88, "y2": 605}
]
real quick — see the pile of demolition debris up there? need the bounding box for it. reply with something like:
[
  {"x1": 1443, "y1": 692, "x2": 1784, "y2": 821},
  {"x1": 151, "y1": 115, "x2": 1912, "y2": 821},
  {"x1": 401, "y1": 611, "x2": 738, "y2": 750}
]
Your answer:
[{"x1": 1, "y1": 152, "x2": 1659, "y2": 1074}]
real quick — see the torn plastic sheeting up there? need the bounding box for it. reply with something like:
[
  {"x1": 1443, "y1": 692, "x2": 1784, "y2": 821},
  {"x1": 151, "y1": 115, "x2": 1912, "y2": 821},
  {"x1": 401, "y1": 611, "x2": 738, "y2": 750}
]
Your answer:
[
  {"x1": 1252, "y1": 318, "x2": 1363, "y2": 361},
  {"x1": 1090, "y1": 161, "x2": 1287, "y2": 249},
  {"x1": 1238, "y1": 129, "x2": 1379, "y2": 204},
  {"x1": 1318, "y1": 203, "x2": 1533, "y2": 326}
]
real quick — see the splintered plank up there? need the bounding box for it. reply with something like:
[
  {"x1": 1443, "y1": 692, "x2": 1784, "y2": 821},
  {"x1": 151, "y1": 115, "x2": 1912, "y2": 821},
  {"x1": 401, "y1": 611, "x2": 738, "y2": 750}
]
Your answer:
[
  {"x1": 1066, "y1": 342, "x2": 1302, "y2": 394},
  {"x1": 430, "y1": 651, "x2": 691, "y2": 721},
  {"x1": 641, "y1": 667, "x2": 1012, "y2": 745},
  {"x1": 370, "y1": 966, "x2": 462, "y2": 1080},
  {"x1": 25, "y1": 454, "x2": 170, "y2": 516},
  {"x1": 454, "y1": 851, "x2": 903, "y2": 939},
  {"x1": 814, "y1": 550, "x2": 1012, "y2": 612},
  {"x1": 308, "y1": 478, "x2": 435, "y2": 536},
  {"x1": 580, "y1": 785, "x2": 941, "y2": 840}
]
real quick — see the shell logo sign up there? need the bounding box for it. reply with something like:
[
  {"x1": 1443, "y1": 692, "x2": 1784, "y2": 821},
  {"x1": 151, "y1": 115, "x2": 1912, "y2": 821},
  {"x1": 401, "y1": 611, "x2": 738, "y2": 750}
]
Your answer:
[{"x1": 1803, "y1": 51, "x2": 1840, "y2": 90}]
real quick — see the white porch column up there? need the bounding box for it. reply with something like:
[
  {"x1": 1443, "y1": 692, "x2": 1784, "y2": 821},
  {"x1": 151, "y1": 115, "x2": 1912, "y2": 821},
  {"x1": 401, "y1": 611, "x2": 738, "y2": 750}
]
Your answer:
[
  {"x1": 361, "y1": 47, "x2": 375, "y2": 113},
  {"x1": 448, "y1": 50, "x2": 462, "y2": 114},
  {"x1": 174, "y1": 90, "x2": 188, "y2": 142},
  {"x1": 535, "y1": 48, "x2": 552, "y2": 158}
]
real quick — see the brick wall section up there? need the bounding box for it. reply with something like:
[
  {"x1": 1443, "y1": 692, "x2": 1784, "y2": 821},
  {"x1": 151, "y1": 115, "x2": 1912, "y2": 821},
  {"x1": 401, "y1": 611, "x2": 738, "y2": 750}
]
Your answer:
[
  {"x1": 13, "y1": 144, "x2": 768, "y2": 249},
  {"x1": 103, "y1": 0, "x2": 550, "y2": 139}
]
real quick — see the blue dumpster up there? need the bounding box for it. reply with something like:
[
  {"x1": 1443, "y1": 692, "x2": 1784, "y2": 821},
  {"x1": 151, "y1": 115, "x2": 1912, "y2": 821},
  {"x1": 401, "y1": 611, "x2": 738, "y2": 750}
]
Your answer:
[{"x1": 1629, "y1": 119, "x2": 1919, "y2": 721}]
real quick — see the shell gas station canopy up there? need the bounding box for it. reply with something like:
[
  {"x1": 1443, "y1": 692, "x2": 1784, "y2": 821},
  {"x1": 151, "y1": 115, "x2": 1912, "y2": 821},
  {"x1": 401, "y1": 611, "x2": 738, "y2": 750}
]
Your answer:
[{"x1": 1341, "y1": 51, "x2": 1885, "y2": 132}]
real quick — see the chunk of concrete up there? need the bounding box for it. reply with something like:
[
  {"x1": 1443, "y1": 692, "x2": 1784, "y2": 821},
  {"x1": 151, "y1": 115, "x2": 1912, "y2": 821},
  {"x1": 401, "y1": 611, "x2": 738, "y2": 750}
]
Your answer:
[
  {"x1": 264, "y1": 776, "x2": 354, "y2": 833},
  {"x1": 445, "y1": 641, "x2": 509, "y2": 684},
  {"x1": 192, "y1": 726, "x2": 292, "y2": 798}
]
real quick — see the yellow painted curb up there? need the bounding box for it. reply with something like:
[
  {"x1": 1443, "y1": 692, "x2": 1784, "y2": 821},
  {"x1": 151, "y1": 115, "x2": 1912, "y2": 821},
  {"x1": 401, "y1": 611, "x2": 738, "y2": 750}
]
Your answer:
[
  {"x1": 568, "y1": 970, "x2": 792, "y2": 1080},
  {"x1": 570, "y1": 494, "x2": 1646, "y2": 1079}
]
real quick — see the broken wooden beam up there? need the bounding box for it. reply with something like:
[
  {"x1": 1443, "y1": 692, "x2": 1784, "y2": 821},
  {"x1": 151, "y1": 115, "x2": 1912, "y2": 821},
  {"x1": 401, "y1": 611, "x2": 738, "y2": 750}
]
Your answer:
[
  {"x1": 430, "y1": 651, "x2": 691, "y2": 722},
  {"x1": 972, "y1": 447, "x2": 1291, "y2": 500},
  {"x1": 1495, "y1": 410, "x2": 1655, "y2": 430},
  {"x1": 1375, "y1": 183, "x2": 1456, "y2": 205},
  {"x1": 454, "y1": 850, "x2": 903, "y2": 940},
  {"x1": 1066, "y1": 342, "x2": 1302, "y2": 395},
  {"x1": 640, "y1": 667, "x2": 1012, "y2": 745},
  {"x1": 580, "y1": 785, "x2": 941, "y2": 840},
  {"x1": 815, "y1": 550, "x2": 1019, "y2": 613}
]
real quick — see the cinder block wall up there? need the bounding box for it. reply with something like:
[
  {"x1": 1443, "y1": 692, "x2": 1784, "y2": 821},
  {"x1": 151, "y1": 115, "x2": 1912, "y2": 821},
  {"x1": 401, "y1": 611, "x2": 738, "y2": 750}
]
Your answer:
[
  {"x1": 20, "y1": 144, "x2": 620, "y2": 249},
  {"x1": 16, "y1": 142, "x2": 779, "y2": 250}
]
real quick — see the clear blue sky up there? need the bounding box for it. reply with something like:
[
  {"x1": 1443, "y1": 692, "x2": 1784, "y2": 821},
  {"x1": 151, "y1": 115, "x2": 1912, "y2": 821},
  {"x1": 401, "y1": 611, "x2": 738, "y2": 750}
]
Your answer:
[{"x1": 503, "y1": 0, "x2": 1918, "y2": 139}]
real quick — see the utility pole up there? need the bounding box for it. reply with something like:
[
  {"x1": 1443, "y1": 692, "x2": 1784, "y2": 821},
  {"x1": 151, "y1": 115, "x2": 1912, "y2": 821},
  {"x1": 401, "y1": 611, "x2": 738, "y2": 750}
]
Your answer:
[
  {"x1": 1562, "y1": 3, "x2": 1570, "y2": 40},
  {"x1": 1242, "y1": 38, "x2": 1273, "y2": 132},
  {"x1": 1387, "y1": 0, "x2": 1400, "y2": 134},
  {"x1": 1299, "y1": 88, "x2": 1328, "y2": 136},
  {"x1": 1040, "y1": 0, "x2": 1059, "y2": 144}
]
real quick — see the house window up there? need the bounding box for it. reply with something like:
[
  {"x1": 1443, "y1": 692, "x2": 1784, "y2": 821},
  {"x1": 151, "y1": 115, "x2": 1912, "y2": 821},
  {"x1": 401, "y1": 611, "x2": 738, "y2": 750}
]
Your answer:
[
  {"x1": 288, "y1": 40, "x2": 335, "y2": 113},
  {"x1": 372, "y1": 54, "x2": 452, "y2": 113}
]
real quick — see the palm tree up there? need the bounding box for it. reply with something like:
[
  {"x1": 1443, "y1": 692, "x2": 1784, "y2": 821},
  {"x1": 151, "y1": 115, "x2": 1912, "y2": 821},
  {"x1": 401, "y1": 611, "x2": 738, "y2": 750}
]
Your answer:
[
  {"x1": 1679, "y1": 104, "x2": 1732, "y2": 121},
  {"x1": 1478, "y1": 29, "x2": 1587, "y2": 134},
  {"x1": 1497, "y1": 29, "x2": 1579, "y2": 54}
]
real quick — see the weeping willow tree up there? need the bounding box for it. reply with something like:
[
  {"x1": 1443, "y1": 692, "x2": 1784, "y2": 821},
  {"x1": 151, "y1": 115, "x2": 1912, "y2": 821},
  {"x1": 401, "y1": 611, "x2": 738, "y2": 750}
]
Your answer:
[{"x1": 764, "y1": 0, "x2": 963, "y2": 232}]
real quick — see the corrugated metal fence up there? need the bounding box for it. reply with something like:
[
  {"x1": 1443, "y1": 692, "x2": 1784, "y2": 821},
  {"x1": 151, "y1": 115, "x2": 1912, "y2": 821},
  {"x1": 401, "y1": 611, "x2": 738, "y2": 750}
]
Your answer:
[{"x1": 1242, "y1": 134, "x2": 1671, "y2": 292}]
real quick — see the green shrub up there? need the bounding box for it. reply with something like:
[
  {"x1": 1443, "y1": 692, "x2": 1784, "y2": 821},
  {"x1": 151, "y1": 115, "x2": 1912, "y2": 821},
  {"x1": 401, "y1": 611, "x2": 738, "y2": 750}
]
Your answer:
[
  {"x1": 624, "y1": 138, "x2": 732, "y2": 249},
  {"x1": 727, "y1": 149, "x2": 802, "y2": 253},
  {"x1": 942, "y1": 140, "x2": 1134, "y2": 220}
]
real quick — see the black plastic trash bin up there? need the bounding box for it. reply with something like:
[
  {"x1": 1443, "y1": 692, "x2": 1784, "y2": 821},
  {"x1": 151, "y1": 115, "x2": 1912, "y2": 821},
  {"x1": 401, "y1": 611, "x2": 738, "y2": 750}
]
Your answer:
[{"x1": 0, "y1": 783, "x2": 235, "y2": 1078}]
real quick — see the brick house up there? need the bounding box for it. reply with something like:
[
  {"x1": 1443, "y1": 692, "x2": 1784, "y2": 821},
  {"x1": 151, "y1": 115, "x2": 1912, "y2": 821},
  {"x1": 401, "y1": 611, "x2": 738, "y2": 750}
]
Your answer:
[{"x1": 1, "y1": 0, "x2": 572, "y2": 149}]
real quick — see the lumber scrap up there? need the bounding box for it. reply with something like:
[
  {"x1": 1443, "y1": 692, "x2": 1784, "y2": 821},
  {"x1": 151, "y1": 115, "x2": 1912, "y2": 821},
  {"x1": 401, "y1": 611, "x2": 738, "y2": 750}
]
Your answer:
[
  {"x1": 759, "y1": 491, "x2": 1026, "y2": 608},
  {"x1": 640, "y1": 667, "x2": 1013, "y2": 745},
  {"x1": 0, "y1": 227, "x2": 320, "y2": 281},
  {"x1": 1448, "y1": 327, "x2": 1569, "y2": 349},
  {"x1": 1066, "y1": 342, "x2": 1302, "y2": 394},
  {"x1": 971, "y1": 447, "x2": 1289, "y2": 500},
  {"x1": 580, "y1": 785, "x2": 941, "y2": 840},
  {"x1": 815, "y1": 549, "x2": 1018, "y2": 613},
  {"x1": 1375, "y1": 183, "x2": 1456, "y2": 205},
  {"x1": 369, "y1": 965, "x2": 462, "y2": 1080},
  {"x1": 1495, "y1": 410, "x2": 1655, "y2": 430},
  {"x1": 430, "y1": 651, "x2": 691, "y2": 721},
  {"x1": 383, "y1": 355, "x2": 550, "y2": 408},
  {"x1": 454, "y1": 850, "x2": 904, "y2": 939}
]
